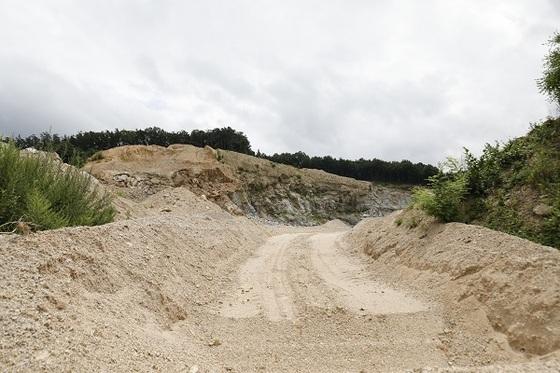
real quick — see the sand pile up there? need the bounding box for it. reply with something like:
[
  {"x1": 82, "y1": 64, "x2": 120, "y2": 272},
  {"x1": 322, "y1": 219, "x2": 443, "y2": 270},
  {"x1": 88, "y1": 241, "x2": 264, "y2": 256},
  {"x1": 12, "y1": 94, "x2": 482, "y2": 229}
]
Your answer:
[
  {"x1": 0, "y1": 189, "x2": 268, "y2": 371},
  {"x1": 1, "y1": 164, "x2": 558, "y2": 371},
  {"x1": 347, "y1": 209, "x2": 560, "y2": 357}
]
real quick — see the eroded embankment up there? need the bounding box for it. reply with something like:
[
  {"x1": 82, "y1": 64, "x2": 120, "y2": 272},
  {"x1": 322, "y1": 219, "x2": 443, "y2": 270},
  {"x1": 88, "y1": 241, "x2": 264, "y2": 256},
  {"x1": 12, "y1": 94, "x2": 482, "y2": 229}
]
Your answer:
[
  {"x1": 84, "y1": 144, "x2": 410, "y2": 225},
  {"x1": 347, "y1": 209, "x2": 560, "y2": 357},
  {"x1": 0, "y1": 189, "x2": 268, "y2": 371}
]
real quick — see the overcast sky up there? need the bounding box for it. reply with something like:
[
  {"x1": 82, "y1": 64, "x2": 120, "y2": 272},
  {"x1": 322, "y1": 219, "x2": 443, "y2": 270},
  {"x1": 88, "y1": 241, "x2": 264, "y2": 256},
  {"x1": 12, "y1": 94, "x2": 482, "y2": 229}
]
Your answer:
[{"x1": 0, "y1": 1, "x2": 558, "y2": 164}]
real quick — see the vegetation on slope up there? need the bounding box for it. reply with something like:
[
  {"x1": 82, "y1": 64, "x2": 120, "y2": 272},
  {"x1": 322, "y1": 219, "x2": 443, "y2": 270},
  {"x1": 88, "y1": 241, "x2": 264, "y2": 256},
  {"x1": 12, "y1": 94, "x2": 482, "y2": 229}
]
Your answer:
[
  {"x1": 412, "y1": 33, "x2": 560, "y2": 248},
  {"x1": 0, "y1": 141, "x2": 115, "y2": 233},
  {"x1": 413, "y1": 119, "x2": 559, "y2": 248}
]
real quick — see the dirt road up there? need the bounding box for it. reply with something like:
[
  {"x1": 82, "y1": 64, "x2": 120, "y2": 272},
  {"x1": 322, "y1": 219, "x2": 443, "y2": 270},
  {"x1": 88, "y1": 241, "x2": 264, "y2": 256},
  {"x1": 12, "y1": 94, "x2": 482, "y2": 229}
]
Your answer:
[
  {"x1": 204, "y1": 229, "x2": 449, "y2": 371},
  {"x1": 2, "y1": 197, "x2": 557, "y2": 372},
  {"x1": 220, "y1": 231, "x2": 429, "y2": 321}
]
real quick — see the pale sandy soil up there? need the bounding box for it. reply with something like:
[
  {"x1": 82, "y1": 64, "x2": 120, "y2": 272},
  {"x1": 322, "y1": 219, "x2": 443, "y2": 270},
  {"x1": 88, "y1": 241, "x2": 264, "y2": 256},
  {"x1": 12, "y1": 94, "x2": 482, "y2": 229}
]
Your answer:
[
  {"x1": 1, "y1": 189, "x2": 558, "y2": 372},
  {"x1": 210, "y1": 228, "x2": 448, "y2": 371}
]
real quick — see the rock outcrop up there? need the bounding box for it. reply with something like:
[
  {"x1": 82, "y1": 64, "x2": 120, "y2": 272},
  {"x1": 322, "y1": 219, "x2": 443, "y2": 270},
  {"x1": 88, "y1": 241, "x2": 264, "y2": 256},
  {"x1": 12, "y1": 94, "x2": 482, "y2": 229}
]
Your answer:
[{"x1": 83, "y1": 144, "x2": 410, "y2": 225}]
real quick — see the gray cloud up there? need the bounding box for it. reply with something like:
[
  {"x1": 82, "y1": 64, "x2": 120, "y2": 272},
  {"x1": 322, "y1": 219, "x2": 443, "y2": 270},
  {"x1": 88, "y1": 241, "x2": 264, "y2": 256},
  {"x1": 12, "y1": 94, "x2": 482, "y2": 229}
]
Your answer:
[{"x1": 0, "y1": 0, "x2": 558, "y2": 163}]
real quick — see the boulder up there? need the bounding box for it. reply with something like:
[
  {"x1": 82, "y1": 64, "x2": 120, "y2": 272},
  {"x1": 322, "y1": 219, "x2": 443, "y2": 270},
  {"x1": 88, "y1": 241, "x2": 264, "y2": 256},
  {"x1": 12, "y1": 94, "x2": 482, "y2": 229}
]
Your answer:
[{"x1": 533, "y1": 203, "x2": 553, "y2": 217}]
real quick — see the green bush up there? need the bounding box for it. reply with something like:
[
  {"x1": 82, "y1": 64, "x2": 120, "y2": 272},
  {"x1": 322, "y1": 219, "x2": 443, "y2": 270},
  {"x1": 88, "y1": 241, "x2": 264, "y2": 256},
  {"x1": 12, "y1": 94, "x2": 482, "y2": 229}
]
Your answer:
[
  {"x1": 411, "y1": 187, "x2": 437, "y2": 215},
  {"x1": 411, "y1": 119, "x2": 560, "y2": 248},
  {"x1": 412, "y1": 158, "x2": 468, "y2": 222},
  {"x1": 0, "y1": 142, "x2": 115, "y2": 232}
]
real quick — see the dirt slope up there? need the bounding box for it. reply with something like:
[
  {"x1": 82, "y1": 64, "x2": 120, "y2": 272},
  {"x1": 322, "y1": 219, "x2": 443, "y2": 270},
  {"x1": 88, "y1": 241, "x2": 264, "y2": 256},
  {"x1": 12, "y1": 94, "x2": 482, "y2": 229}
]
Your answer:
[
  {"x1": 83, "y1": 144, "x2": 410, "y2": 225},
  {"x1": 0, "y1": 189, "x2": 269, "y2": 371},
  {"x1": 348, "y1": 209, "x2": 560, "y2": 357},
  {"x1": 1, "y1": 160, "x2": 559, "y2": 372}
]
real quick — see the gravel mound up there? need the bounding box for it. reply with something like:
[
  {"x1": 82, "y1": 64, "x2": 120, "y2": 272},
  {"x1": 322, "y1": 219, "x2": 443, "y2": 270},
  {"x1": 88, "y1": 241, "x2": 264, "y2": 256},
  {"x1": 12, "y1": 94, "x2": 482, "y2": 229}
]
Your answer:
[
  {"x1": 2, "y1": 187, "x2": 558, "y2": 371},
  {"x1": 0, "y1": 190, "x2": 268, "y2": 371},
  {"x1": 348, "y1": 209, "x2": 560, "y2": 356}
]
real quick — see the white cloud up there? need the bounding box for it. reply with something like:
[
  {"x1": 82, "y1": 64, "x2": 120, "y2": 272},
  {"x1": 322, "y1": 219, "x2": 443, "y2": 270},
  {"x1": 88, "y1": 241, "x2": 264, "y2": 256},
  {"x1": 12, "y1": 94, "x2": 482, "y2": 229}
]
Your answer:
[{"x1": 0, "y1": 0, "x2": 557, "y2": 163}]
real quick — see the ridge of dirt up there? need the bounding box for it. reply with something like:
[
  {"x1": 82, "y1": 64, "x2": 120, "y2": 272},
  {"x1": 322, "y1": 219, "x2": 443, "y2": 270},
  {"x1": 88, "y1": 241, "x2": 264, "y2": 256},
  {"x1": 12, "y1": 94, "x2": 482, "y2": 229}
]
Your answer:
[
  {"x1": 0, "y1": 189, "x2": 269, "y2": 371},
  {"x1": 83, "y1": 144, "x2": 410, "y2": 225},
  {"x1": 347, "y1": 209, "x2": 560, "y2": 358}
]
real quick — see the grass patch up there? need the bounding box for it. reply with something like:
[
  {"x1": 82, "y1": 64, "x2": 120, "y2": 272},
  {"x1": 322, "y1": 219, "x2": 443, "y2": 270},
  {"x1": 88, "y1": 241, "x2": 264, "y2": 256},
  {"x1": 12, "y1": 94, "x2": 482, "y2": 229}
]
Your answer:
[
  {"x1": 0, "y1": 142, "x2": 115, "y2": 232},
  {"x1": 394, "y1": 209, "x2": 420, "y2": 229}
]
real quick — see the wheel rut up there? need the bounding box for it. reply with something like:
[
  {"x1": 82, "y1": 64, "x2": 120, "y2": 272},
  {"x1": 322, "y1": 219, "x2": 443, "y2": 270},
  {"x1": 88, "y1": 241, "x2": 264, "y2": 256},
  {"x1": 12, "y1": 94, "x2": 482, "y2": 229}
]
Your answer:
[
  {"x1": 210, "y1": 228, "x2": 447, "y2": 371},
  {"x1": 219, "y1": 231, "x2": 428, "y2": 320}
]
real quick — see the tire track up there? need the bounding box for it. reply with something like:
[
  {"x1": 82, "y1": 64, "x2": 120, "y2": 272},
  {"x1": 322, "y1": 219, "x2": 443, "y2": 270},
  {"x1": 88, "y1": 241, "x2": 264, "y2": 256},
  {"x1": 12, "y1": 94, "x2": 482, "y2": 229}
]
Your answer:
[{"x1": 219, "y1": 230, "x2": 427, "y2": 321}]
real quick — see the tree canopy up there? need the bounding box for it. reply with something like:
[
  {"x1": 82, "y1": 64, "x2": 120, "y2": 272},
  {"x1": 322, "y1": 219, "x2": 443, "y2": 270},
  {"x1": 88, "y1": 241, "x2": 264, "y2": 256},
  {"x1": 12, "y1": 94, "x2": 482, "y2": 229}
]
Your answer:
[
  {"x1": 261, "y1": 151, "x2": 436, "y2": 185},
  {"x1": 538, "y1": 32, "x2": 560, "y2": 106},
  {"x1": 9, "y1": 126, "x2": 253, "y2": 167}
]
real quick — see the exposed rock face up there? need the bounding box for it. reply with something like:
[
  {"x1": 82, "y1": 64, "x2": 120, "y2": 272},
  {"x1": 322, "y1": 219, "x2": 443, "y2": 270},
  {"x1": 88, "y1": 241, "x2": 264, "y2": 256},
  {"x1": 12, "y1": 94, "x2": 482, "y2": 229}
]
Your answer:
[
  {"x1": 83, "y1": 144, "x2": 410, "y2": 225},
  {"x1": 231, "y1": 168, "x2": 409, "y2": 225}
]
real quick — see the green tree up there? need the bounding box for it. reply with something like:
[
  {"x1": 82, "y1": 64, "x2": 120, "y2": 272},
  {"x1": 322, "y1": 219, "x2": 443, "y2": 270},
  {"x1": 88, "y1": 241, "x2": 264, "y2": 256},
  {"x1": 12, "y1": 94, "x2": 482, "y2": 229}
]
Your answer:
[{"x1": 538, "y1": 32, "x2": 560, "y2": 106}]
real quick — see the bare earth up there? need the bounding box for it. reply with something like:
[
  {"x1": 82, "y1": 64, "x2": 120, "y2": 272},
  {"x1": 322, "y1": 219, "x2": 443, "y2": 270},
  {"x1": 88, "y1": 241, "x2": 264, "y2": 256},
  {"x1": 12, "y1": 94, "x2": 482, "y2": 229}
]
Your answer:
[
  {"x1": 219, "y1": 231, "x2": 428, "y2": 321},
  {"x1": 85, "y1": 144, "x2": 410, "y2": 225},
  {"x1": 212, "y1": 228, "x2": 448, "y2": 371},
  {"x1": 1, "y1": 188, "x2": 559, "y2": 372}
]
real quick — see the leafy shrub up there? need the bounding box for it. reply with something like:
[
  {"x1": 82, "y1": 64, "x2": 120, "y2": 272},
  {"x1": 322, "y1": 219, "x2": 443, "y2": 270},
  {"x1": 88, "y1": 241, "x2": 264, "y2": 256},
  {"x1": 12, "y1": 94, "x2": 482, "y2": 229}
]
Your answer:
[
  {"x1": 412, "y1": 158, "x2": 468, "y2": 222},
  {"x1": 412, "y1": 118, "x2": 560, "y2": 248},
  {"x1": 0, "y1": 142, "x2": 115, "y2": 232},
  {"x1": 411, "y1": 187, "x2": 437, "y2": 215}
]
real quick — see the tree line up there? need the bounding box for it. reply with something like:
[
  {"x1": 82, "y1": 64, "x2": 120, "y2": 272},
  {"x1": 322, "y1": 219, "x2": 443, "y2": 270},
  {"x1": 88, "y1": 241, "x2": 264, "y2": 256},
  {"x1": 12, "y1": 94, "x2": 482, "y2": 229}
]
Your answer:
[
  {"x1": 259, "y1": 151, "x2": 437, "y2": 184},
  {"x1": 6, "y1": 126, "x2": 437, "y2": 185},
  {"x1": 8, "y1": 126, "x2": 253, "y2": 167}
]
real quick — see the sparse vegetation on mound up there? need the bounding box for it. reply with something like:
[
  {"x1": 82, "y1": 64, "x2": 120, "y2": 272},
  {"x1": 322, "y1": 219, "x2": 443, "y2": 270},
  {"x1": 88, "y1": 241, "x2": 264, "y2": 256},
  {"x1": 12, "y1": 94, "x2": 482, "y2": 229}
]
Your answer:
[
  {"x1": 0, "y1": 141, "x2": 115, "y2": 232},
  {"x1": 412, "y1": 118, "x2": 560, "y2": 248}
]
